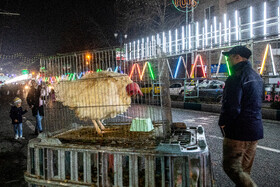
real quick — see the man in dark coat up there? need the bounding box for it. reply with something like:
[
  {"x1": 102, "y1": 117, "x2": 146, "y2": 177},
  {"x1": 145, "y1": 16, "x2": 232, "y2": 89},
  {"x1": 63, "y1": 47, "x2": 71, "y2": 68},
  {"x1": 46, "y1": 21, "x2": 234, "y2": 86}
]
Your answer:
[
  {"x1": 26, "y1": 80, "x2": 44, "y2": 134},
  {"x1": 219, "y1": 46, "x2": 263, "y2": 187}
]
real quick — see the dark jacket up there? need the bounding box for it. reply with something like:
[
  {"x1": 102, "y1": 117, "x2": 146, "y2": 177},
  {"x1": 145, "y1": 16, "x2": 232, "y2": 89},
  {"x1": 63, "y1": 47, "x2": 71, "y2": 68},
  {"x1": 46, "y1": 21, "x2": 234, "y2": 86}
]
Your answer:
[
  {"x1": 26, "y1": 85, "x2": 44, "y2": 116},
  {"x1": 10, "y1": 106, "x2": 28, "y2": 124},
  {"x1": 218, "y1": 61, "x2": 263, "y2": 141}
]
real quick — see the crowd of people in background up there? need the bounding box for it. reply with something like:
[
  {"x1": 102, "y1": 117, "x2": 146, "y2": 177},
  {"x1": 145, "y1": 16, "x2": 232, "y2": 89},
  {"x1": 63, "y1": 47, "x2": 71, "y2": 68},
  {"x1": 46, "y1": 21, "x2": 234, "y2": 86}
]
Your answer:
[{"x1": 0, "y1": 79, "x2": 56, "y2": 139}]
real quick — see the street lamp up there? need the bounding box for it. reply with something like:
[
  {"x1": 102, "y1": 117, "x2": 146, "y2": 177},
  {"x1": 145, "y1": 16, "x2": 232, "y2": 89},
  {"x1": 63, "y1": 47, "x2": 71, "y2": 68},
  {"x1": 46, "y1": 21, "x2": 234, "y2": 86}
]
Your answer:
[
  {"x1": 114, "y1": 32, "x2": 127, "y2": 73},
  {"x1": 114, "y1": 32, "x2": 127, "y2": 47}
]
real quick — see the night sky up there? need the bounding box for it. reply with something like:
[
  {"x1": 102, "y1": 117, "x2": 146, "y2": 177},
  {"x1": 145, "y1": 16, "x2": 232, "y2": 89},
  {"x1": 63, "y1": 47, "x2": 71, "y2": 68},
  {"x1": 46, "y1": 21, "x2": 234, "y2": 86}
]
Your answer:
[{"x1": 0, "y1": 0, "x2": 116, "y2": 57}]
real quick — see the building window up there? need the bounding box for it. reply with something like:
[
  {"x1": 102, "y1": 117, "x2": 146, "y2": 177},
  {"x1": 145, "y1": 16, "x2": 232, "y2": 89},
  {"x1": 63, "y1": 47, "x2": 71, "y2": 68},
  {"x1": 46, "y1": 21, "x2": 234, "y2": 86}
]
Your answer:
[{"x1": 205, "y1": 6, "x2": 215, "y2": 20}]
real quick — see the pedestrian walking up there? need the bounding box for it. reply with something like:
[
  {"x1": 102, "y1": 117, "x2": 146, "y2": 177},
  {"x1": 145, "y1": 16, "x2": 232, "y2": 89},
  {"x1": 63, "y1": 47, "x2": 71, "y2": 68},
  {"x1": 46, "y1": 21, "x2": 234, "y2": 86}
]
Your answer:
[
  {"x1": 219, "y1": 46, "x2": 264, "y2": 187},
  {"x1": 26, "y1": 80, "x2": 44, "y2": 135},
  {"x1": 9, "y1": 97, "x2": 28, "y2": 139}
]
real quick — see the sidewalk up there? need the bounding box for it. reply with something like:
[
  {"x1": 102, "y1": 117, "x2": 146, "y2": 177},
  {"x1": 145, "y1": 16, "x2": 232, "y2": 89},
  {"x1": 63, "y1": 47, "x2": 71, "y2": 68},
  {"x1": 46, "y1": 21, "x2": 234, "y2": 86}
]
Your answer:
[{"x1": 171, "y1": 101, "x2": 280, "y2": 121}]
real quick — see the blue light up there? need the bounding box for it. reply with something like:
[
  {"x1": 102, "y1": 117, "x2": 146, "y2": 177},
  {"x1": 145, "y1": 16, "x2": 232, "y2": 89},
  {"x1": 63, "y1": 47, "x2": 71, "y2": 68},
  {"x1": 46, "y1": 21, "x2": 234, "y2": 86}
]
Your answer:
[
  {"x1": 114, "y1": 66, "x2": 118, "y2": 72},
  {"x1": 174, "y1": 57, "x2": 182, "y2": 78},
  {"x1": 78, "y1": 72, "x2": 83, "y2": 79}
]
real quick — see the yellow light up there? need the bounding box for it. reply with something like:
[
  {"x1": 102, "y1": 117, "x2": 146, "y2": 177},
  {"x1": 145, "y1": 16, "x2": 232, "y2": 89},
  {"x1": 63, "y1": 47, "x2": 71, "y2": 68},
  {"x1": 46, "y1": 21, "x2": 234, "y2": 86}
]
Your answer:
[
  {"x1": 260, "y1": 44, "x2": 269, "y2": 75},
  {"x1": 86, "y1": 54, "x2": 91, "y2": 59},
  {"x1": 24, "y1": 85, "x2": 29, "y2": 89},
  {"x1": 32, "y1": 72, "x2": 35, "y2": 75},
  {"x1": 86, "y1": 61, "x2": 89, "y2": 65}
]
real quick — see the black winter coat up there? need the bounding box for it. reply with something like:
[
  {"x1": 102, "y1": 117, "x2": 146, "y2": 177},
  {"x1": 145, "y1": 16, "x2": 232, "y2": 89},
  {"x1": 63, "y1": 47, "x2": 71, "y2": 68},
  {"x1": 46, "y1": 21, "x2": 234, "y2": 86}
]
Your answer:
[
  {"x1": 10, "y1": 106, "x2": 28, "y2": 124},
  {"x1": 218, "y1": 61, "x2": 264, "y2": 141},
  {"x1": 26, "y1": 86, "x2": 44, "y2": 116}
]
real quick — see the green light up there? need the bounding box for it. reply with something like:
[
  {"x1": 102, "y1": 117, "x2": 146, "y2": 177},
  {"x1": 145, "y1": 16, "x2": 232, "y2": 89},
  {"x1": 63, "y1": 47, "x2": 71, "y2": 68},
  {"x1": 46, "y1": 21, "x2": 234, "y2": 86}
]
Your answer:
[
  {"x1": 22, "y1": 69, "x2": 29, "y2": 75},
  {"x1": 68, "y1": 73, "x2": 73, "y2": 80},
  {"x1": 147, "y1": 62, "x2": 155, "y2": 80},
  {"x1": 97, "y1": 69, "x2": 102, "y2": 72},
  {"x1": 225, "y1": 56, "x2": 232, "y2": 76},
  {"x1": 72, "y1": 73, "x2": 76, "y2": 81}
]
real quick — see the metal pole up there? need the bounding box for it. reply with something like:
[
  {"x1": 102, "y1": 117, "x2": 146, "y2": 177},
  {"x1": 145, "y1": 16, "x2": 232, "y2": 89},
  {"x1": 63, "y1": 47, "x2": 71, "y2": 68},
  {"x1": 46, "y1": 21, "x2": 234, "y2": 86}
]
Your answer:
[{"x1": 158, "y1": 52, "x2": 172, "y2": 138}]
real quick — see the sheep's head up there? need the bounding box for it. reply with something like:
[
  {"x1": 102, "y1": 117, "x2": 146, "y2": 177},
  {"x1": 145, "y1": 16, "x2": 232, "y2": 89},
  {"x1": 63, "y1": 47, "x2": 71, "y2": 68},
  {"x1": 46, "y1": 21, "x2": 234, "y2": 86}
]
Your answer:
[{"x1": 126, "y1": 82, "x2": 143, "y2": 96}]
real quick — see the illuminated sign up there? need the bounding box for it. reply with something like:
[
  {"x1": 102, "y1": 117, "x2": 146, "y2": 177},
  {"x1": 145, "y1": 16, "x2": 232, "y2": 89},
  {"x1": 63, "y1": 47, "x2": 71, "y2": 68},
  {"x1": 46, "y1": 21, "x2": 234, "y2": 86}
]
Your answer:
[
  {"x1": 22, "y1": 69, "x2": 29, "y2": 75},
  {"x1": 172, "y1": 0, "x2": 199, "y2": 12}
]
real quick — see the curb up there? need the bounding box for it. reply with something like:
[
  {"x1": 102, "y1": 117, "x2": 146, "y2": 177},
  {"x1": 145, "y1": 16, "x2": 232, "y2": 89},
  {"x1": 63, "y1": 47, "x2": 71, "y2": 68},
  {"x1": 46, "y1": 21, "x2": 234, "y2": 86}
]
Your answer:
[{"x1": 171, "y1": 101, "x2": 280, "y2": 121}]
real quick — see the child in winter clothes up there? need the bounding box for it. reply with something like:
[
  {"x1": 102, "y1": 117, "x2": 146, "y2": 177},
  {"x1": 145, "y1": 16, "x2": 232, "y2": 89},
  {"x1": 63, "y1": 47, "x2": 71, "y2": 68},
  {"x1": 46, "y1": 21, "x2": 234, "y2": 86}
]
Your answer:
[{"x1": 10, "y1": 97, "x2": 28, "y2": 139}]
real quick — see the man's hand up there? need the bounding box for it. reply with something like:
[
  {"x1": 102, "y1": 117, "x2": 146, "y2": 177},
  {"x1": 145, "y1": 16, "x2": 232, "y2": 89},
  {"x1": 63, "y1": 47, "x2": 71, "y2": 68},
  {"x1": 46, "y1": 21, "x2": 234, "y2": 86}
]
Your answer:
[
  {"x1": 30, "y1": 105, "x2": 34, "y2": 109},
  {"x1": 14, "y1": 119, "x2": 18, "y2": 123},
  {"x1": 220, "y1": 125, "x2": 226, "y2": 137}
]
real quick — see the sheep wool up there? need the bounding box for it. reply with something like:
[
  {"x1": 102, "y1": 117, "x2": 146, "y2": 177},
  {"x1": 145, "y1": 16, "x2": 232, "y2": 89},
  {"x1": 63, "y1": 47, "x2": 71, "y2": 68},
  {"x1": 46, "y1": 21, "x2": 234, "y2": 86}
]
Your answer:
[{"x1": 54, "y1": 71, "x2": 133, "y2": 121}]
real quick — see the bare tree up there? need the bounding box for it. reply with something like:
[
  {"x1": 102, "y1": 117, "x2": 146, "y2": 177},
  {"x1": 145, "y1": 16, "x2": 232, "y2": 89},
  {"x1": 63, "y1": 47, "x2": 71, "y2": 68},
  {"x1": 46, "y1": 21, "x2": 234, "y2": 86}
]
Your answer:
[{"x1": 115, "y1": 0, "x2": 186, "y2": 40}]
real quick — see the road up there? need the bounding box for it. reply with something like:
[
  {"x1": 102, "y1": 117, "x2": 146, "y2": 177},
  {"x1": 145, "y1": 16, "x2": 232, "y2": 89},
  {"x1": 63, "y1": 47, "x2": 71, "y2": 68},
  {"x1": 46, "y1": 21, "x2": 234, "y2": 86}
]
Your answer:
[
  {"x1": 0, "y1": 93, "x2": 279, "y2": 186},
  {"x1": 172, "y1": 108, "x2": 280, "y2": 187}
]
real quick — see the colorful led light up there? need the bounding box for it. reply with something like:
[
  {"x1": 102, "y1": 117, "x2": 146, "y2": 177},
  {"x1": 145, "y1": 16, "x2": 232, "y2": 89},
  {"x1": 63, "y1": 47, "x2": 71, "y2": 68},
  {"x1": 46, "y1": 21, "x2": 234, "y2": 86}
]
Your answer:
[
  {"x1": 215, "y1": 50, "x2": 224, "y2": 77},
  {"x1": 214, "y1": 17, "x2": 217, "y2": 44},
  {"x1": 163, "y1": 32, "x2": 166, "y2": 53},
  {"x1": 205, "y1": 19, "x2": 208, "y2": 46},
  {"x1": 250, "y1": 6, "x2": 253, "y2": 38},
  {"x1": 224, "y1": 14, "x2": 227, "y2": 42},
  {"x1": 228, "y1": 20, "x2": 231, "y2": 45},
  {"x1": 235, "y1": 10, "x2": 239, "y2": 40},
  {"x1": 225, "y1": 56, "x2": 232, "y2": 76},
  {"x1": 264, "y1": 2, "x2": 267, "y2": 36},
  {"x1": 129, "y1": 64, "x2": 136, "y2": 78},
  {"x1": 269, "y1": 44, "x2": 277, "y2": 75},
  {"x1": 169, "y1": 30, "x2": 172, "y2": 54},
  {"x1": 196, "y1": 22, "x2": 199, "y2": 48},
  {"x1": 129, "y1": 62, "x2": 155, "y2": 80},
  {"x1": 175, "y1": 29, "x2": 178, "y2": 53},
  {"x1": 182, "y1": 26, "x2": 185, "y2": 50},
  {"x1": 260, "y1": 44, "x2": 277, "y2": 75},
  {"x1": 188, "y1": 24, "x2": 191, "y2": 49},
  {"x1": 78, "y1": 72, "x2": 83, "y2": 79},
  {"x1": 260, "y1": 44, "x2": 269, "y2": 75},
  {"x1": 190, "y1": 55, "x2": 206, "y2": 78},
  {"x1": 147, "y1": 62, "x2": 155, "y2": 80},
  {"x1": 174, "y1": 57, "x2": 182, "y2": 78}
]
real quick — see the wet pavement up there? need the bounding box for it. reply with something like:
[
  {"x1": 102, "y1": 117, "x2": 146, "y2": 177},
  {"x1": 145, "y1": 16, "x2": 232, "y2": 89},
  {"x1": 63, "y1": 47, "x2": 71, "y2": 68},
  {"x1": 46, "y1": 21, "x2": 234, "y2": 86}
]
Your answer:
[
  {"x1": 0, "y1": 93, "x2": 37, "y2": 187},
  {"x1": 0, "y1": 92, "x2": 280, "y2": 187}
]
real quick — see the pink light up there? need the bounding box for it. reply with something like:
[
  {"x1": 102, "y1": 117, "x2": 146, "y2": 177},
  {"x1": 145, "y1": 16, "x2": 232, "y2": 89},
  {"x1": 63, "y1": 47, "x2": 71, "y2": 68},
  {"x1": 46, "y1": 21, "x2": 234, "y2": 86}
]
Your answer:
[{"x1": 190, "y1": 55, "x2": 207, "y2": 78}]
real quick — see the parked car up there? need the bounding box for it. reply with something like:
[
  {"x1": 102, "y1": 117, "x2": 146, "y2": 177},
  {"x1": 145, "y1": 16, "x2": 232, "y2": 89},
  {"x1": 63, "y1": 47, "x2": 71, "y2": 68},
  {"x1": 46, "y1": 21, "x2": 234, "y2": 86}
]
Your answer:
[
  {"x1": 169, "y1": 83, "x2": 183, "y2": 95},
  {"x1": 141, "y1": 83, "x2": 184, "y2": 96},
  {"x1": 140, "y1": 83, "x2": 161, "y2": 95},
  {"x1": 179, "y1": 80, "x2": 198, "y2": 95},
  {"x1": 198, "y1": 83, "x2": 224, "y2": 102},
  {"x1": 198, "y1": 80, "x2": 225, "y2": 89},
  {"x1": 180, "y1": 79, "x2": 225, "y2": 102}
]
